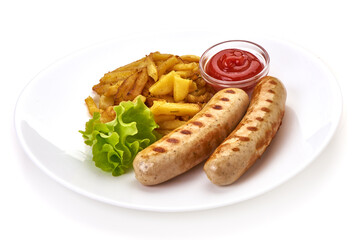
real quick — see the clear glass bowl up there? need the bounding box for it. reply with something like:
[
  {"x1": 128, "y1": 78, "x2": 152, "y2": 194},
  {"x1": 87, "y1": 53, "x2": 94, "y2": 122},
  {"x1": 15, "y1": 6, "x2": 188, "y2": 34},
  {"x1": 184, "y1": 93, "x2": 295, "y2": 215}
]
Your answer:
[{"x1": 199, "y1": 40, "x2": 270, "y2": 93}]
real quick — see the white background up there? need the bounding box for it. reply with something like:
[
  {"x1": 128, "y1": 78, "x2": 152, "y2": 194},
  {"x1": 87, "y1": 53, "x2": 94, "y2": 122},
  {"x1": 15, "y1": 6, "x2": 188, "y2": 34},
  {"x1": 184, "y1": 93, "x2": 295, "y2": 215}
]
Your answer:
[{"x1": 2, "y1": 0, "x2": 357, "y2": 239}]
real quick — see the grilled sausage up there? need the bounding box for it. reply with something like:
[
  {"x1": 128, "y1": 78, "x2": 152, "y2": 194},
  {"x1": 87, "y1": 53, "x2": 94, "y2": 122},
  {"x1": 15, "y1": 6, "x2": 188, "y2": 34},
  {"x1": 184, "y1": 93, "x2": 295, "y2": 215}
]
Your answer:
[
  {"x1": 133, "y1": 88, "x2": 249, "y2": 185},
  {"x1": 204, "y1": 76, "x2": 287, "y2": 185}
]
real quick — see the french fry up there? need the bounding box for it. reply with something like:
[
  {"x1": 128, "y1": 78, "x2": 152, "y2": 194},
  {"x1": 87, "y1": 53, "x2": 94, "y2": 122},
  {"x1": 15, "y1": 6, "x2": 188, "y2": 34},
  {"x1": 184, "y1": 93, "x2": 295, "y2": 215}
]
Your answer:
[
  {"x1": 191, "y1": 86, "x2": 207, "y2": 96},
  {"x1": 146, "y1": 55, "x2": 158, "y2": 81},
  {"x1": 187, "y1": 92, "x2": 212, "y2": 103},
  {"x1": 103, "y1": 79, "x2": 124, "y2": 97},
  {"x1": 100, "y1": 106, "x2": 116, "y2": 123},
  {"x1": 151, "y1": 52, "x2": 172, "y2": 61},
  {"x1": 114, "y1": 71, "x2": 139, "y2": 104},
  {"x1": 180, "y1": 55, "x2": 200, "y2": 62},
  {"x1": 126, "y1": 68, "x2": 149, "y2": 100},
  {"x1": 194, "y1": 77, "x2": 207, "y2": 88},
  {"x1": 158, "y1": 119, "x2": 187, "y2": 130},
  {"x1": 172, "y1": 62, "x2": 198, "y2": 71},
  {"x1": 173, "y1": 76, "x2": 192, "y2": 102},
  {"x1": 145, "y1": 95, "x2": 174, "y2": 107},
  {"x1": 189, "y1": 81, "x2": 197, "y2": 92},
  {"x1": 100, "y1": 70, "x2": 136, "y2": 84},
  {"x1": 175, "y1": 70, "x2": 195, "y2": 79},
  {"x1": 141, "y1": 77, "x2": 155, "y2": 97},
  {"x1": 99, "y1": 95, "x2": 114, "y2": 110},
  {"x1": 113, "y1": 57, "x2": 146, "y2": 72},
  {"x1": 132, "y1": 95, "x2": 146, "y2": 103},
  {"x1": 149, "y1": 71, "x2": 177, "y2": 96},
  {"x1": 150, "y1": 101, "x2": 201, "y2": 116},
  {"x1": 157, "y1": 55, "x2": 180, "y2": 77},
  {"x1": 92, "y1": 82, "x2": 110, "y2": 95},
  {"x1": 153, "y1": 114, "x2": 176, "y2": 123},
  {"x1": 156, "y1": 129, "x2": 172, "y2": 136},
  {"x1": 85, "y1": 96, "x2": 100, "y2": 116}
]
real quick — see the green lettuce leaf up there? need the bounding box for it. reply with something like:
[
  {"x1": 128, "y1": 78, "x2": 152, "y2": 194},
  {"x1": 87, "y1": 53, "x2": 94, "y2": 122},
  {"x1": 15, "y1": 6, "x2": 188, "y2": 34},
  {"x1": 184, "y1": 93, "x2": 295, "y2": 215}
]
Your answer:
[{"x1": 79, "y1": 98, "x2": 160, "y2": 176}]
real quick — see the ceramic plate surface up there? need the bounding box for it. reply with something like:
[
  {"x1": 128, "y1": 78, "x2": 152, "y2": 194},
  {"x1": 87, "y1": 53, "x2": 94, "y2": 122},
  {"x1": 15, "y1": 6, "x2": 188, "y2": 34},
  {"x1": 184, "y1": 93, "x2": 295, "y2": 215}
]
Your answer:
[{"x1": 14, "y1": 32, "x2": 342, "y2": 212}]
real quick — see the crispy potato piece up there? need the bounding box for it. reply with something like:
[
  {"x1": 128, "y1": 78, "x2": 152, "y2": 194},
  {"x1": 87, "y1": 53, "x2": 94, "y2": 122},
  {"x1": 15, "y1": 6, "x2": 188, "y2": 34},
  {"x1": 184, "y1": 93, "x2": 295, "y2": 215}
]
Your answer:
[
  {"x1": 85, "y1": 96, "x2": 100, "y2": 116},
  {"x1": 104, "y1": 80, "x2": 124, "y2": 97},
  {"x1": 100, "y1": 106, "x2": 116, "y2": 123},
  {"x1": 189, "y1": 81, "x2": 197, "y2": 92},
  {"x1": 187, "y1": 92, "x2": 212, "y2": 103},
  {"x1": 158, "y1": 94, "x2": 174, "y2": 102},
  {"x1": 151, "y1": 52, "x2": 172, "y2": 61},
  {"x1": 156, "y1": 129, "x2": 172, "y2": 136},
  {"x1": 172, "y1": 62, "x2": 198, "y2": 71},
  {"x1": 157, "y1": 55, "x2": 180, "y2": 77},
  {"x1": 100, "y1": 70, "x2": 136, "y2": 84},
  {"x1": 113, "y1": 57, "x2": 146, "y2": 72},
  {"x1": 191, "y1": 86, "x2": 207, "y2": 96},
  {"x1": 132, "y1": 95, "x2": 146, "y2": 104},
  {"x1": 126, "y1": 68, "x2": 149, "y2": 101},
  {"x1": 153, "y1": 114, "x2": 176, "y2": 123},
  {"x1": 141, "y1": 77, "x2": 155, "y2": 98},
  {"x1": 145, "y1": 95, "x2": 174, "y2": 107},
  {"x1": 114, "y1": 71, "x2": 139, "y2": 104},
  {"x1": 173, "y1": 76, "x2": 191, "y2": 102},
  {"x1": 92, "y1": 82, "x2": 110, "y2": 95},
  {"x1": 180, "y1": 55, "x2": 200, "y2": 62},
  {"x1": 99, "y1": 95, "x2": 114, "y2": 110},
  {"x1": 146, "y1": 55, "x2": 158, "y2": 81},
  {"x1": 194, "y1": 77, "x2": 207, "y2": 88},
  {"x1": 158, "y1": 119, "x2": 187, "y2": 130},
  {"x1": 149, "y1": 71, "x2": 177, "y2": 96},
  {"x1": 179, "y1": 115, "x2": 191, "y2": 121},
  {"x1": 175, "y1": 70, "x2": 195, "y2": 79},
  {"x1": 150, "y1": 101, "x2": 201, "y2": 116}
]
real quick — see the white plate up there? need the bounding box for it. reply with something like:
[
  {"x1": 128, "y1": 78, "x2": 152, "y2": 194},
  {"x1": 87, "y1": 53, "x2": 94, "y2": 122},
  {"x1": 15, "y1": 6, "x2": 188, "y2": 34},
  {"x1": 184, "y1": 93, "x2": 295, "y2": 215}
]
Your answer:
[{"x1": 14, "y1": 32, "x2": 342, "y2": 212}]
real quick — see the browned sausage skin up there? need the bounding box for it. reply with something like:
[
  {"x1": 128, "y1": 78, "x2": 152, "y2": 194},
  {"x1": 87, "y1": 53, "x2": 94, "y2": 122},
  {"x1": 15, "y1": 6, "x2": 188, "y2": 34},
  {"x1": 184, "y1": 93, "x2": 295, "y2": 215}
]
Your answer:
[
  {"x1": 204, "y1": 76, "x2": 287, "y2": 185},
  {"x1": 133, "y1": 88, "x2": 249, "y2": 185}
]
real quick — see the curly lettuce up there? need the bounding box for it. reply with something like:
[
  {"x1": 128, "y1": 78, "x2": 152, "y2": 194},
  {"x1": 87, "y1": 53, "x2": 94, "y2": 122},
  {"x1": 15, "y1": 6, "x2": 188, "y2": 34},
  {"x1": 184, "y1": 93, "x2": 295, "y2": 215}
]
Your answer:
[{"x1": 79, "y1": 98, "x2": 160, "y2": 176}]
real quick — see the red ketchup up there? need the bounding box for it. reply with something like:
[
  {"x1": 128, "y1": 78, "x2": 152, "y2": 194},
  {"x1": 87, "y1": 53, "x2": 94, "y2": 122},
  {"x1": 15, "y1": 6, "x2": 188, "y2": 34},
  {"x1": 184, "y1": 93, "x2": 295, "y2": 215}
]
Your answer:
[{"x1": 206, "y1": 49, "x2": 264, "y2": 82}]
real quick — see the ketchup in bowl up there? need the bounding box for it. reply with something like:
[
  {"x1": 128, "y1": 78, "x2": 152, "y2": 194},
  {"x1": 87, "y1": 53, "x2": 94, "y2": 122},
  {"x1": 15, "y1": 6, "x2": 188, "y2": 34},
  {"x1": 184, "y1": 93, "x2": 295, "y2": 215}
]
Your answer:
[{"x1": 199, "y1": 40, "x2": 270, "y2": 93}]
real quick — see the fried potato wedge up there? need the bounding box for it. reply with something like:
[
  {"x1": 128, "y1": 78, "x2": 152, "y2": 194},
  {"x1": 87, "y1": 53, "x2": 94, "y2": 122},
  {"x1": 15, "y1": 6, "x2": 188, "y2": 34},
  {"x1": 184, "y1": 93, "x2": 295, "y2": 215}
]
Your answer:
[
  {"x1": 158, "y1": 119, "x2": 187, "y2": 130},
  {"x1": 180, "y1": 55, "x2": 200, "y2": 62},
  {"x1": 150, "y1": 101, "x2": 201, "y2": 116},
  {"x1": 173, "y1": 75, "x2": 191, "y2": 102},
  {"x1": 85, "y1": 96, "x2": 100, "y2": 116},
  {"x1": 114, "y1": 71, "x2": 139, "y2": 104},
  {"x1": 127, "y1": 68, "x2": 148, "y2": 101},
  {"x1": 146, "y1": 55, "x2": 158, "y2": 81},
  {"x1": 157, "y1": 55, "x2": 180, "y2": 77}
]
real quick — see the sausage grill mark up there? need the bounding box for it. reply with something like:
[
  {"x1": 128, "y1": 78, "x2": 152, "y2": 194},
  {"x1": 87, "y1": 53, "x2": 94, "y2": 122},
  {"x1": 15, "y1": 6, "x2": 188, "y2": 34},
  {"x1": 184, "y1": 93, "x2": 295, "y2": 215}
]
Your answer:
[
  {"x1": 233, "y1": 135, "x2": 250, "y2": 141},
  {"x1": 213, "y1": 105, "x2": 223, "y2": 110},
  {"x1": 225, "y1": 89, "x2": 236, "y2": 94},
  {"x1": 166, "y1": 138, "x2": 179, "y2": 144},
  {"x1": 247, "y1": 126, "x2": 258, "y2": 131},
  {"x1": 180, "y1": 129, "x2": 192, "y2": 135},
  {"x1": 269, "y1": 80, "x2": 278, "y2": 85},
  {"x1": 256, "y1": 117, "x2": 264, "y2": 121},
  {"x1": 153, "y1": 147, "x2": 166, "y2": 153},
  {"x1": 220, "y1": 97, "x2": 230, "y2": 102},
  {"x1": 232, "y1": 147, "x2": 239, "y2": 152},
  {"x1": 261, "y1": 107, "x2": 271, "y2": 112},
  {"x1": 268, "y1": 89, "x2": 275, "y2": 94},
  {"x1": 204, "y1": 113, "x2": 213, "y2": 118},
  {"x1": 192, "y1": 121, "x2": 204, "y2": 127},
  {"x1": 239, "y1": 136, "x2": 250, "y2": 141},
  {"x1": 266, "y1": 99, "x2": 273, "y2": 103}
]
